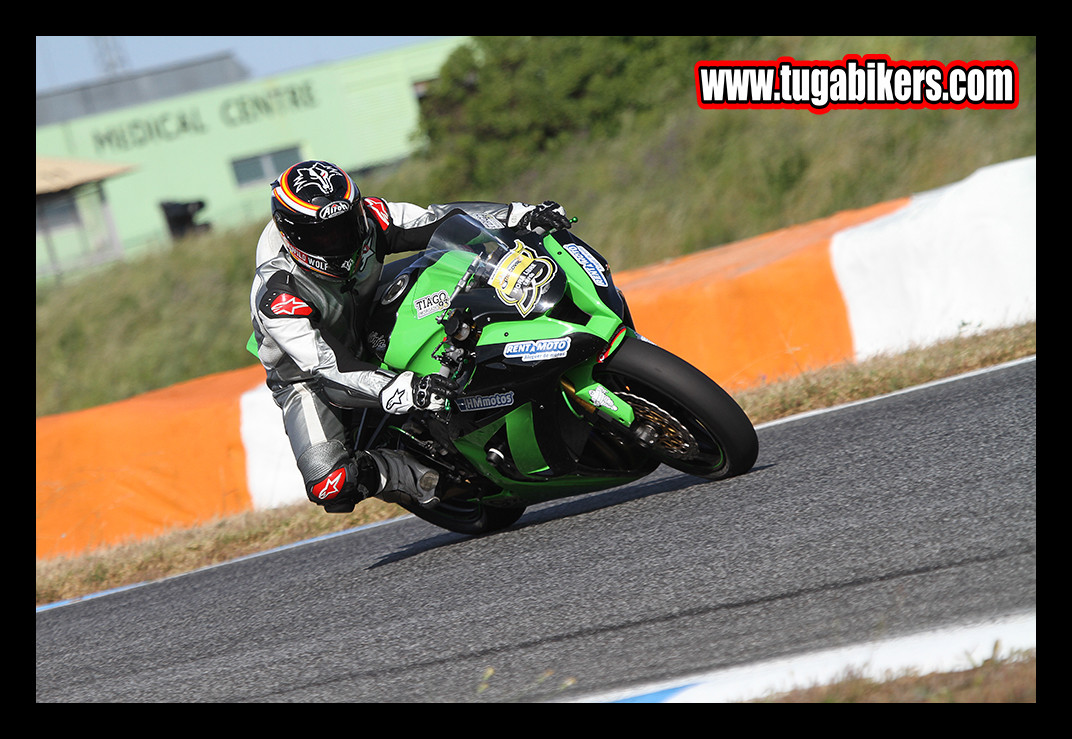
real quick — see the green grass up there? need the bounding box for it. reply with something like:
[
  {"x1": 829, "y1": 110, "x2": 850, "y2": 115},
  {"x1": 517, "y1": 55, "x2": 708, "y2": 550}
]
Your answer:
[{"x1": 36, "y1": 37, "x2": 1035, "y2": 418}]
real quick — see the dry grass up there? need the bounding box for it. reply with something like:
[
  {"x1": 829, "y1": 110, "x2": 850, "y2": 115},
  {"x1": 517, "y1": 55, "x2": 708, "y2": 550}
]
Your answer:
[
  {"x1": 735, "y1": 321, "x2": 1037, "y2": 423},
  {"x1": 35, "y1": 497, "x2": 403, "y2": 607},
  {"x1": 755, "y1": 651, "x2": 1035, "y2": 703}
]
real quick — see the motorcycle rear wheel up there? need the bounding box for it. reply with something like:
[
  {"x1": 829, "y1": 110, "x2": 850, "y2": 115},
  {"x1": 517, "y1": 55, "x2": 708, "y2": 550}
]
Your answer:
[
  {"x1": 595, "y1": 336, "x2": 758, "y2": 479},
  {"x1": 397, "y1": 497, "x2": 527, "y2": 536}
]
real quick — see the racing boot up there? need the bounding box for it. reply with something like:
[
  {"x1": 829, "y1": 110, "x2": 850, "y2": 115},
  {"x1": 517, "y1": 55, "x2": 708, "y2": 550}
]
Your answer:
[{"x1": 363, "y1": 449, "x2": 442, "y2": 508}]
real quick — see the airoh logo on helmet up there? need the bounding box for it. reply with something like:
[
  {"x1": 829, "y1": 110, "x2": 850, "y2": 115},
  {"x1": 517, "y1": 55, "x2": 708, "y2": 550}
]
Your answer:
[{"x1": 317, "y1": 200, "x2": 351, "y2": 220}]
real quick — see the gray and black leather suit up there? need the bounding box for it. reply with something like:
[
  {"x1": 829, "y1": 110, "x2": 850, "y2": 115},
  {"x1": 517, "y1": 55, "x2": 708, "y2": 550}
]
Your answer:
[{"x1": 250, "y1": 197, "x2": 554, "y2": 511}]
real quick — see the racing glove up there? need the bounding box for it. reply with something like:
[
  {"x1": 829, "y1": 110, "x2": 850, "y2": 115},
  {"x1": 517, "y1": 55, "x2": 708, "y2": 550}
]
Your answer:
[
  {"x1": 516, "y1": 201, "x2": 572, "y2": 233},
  {"x1": 379, "y1": 371, "x2": 458, "y2": 414}
]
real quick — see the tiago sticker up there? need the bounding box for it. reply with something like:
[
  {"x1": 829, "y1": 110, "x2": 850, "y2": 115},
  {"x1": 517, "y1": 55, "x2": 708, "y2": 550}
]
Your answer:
[
  {"x1": 413, "y1": 290, "x2": 450, "y2": 319},
  {"x1": 489, "y1": 241, "x2": 557, "y2": 316}
]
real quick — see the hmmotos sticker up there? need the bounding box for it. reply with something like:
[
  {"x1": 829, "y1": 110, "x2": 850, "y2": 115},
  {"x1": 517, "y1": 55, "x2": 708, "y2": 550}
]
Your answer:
[{"x1": 455, "y1": 391, "x2": 515, "y2": 412}]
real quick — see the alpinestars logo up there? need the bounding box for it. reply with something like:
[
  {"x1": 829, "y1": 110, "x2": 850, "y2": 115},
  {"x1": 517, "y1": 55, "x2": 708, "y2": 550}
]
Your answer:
[
  {"x1": 383, "y1": 387, "x2": 408, "y2": 413},
  {"x1": 270, "y1": 293, "x2": 313, "y2": 316},
  {"x1": 312, "y1": 467, "x2": 346, "y2": 501},
  {"x1": 364, "y1": 197, "x2": 391, "y2": 230}
]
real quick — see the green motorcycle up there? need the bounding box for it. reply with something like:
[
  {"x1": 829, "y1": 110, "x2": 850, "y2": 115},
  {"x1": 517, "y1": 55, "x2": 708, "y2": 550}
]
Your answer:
[{"x1": 353, "y1": 213, "x2": 758, "y2": 535}]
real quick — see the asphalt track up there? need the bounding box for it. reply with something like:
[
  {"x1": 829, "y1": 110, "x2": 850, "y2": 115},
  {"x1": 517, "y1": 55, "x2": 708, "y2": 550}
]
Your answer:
[{"x1": 35, "y1": 358, "x2": 1036, "y2": 703}]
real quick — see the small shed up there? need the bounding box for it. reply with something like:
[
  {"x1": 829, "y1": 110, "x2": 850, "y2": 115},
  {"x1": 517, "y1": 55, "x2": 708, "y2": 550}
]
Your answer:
[{"x1": 36, "y1": 156, "x2": 134, "y2": 282}]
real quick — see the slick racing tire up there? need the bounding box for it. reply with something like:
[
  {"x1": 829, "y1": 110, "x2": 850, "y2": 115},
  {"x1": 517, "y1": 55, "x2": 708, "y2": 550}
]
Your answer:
[{"x1": 595, "y1": 336, "x2": 759, "y2": 480}]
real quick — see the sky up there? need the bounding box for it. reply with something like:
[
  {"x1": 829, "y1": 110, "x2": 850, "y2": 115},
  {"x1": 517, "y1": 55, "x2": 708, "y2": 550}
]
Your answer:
[{"x1": 36, "y1": 36, "x2": 449, "y2": 93}]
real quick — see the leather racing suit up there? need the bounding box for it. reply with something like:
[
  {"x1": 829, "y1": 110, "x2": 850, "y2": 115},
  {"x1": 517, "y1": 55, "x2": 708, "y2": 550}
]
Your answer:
[{"x1": 250, "y1": 198, "x2": 551, "y2": 512}]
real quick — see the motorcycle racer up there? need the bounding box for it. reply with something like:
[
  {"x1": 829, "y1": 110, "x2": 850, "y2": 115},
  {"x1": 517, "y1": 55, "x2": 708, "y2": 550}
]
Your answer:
[{"x1": 250, "y1": 160, "x2": 571, "y2": 513}]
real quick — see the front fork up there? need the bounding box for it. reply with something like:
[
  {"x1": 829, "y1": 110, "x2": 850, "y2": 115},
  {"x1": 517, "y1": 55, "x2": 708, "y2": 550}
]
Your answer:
[{"x1": 559, "y1": 328, "x2": 661, "y2": 449}]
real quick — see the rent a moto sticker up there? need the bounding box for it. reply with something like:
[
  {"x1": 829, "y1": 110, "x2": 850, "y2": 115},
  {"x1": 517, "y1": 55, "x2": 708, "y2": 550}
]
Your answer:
[
  {"x1": 503, "y1": 337, "x2": 571, "y2": 362},
  {"x1": 489, "y1": 241, "x2": 557, "y2": 316}
]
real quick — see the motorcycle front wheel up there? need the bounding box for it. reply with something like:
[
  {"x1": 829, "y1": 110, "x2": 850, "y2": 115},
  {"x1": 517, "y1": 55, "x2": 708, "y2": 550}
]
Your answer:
[{"x1": 594, "y1": 336, "x2": 758, "y2": 479}]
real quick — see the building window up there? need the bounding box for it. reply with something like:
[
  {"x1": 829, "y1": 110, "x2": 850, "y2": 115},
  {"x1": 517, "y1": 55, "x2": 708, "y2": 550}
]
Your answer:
[
  {"x1": 36, "y1": 191, "x2": 82, "y2": 233},
  {"x1": 232, "y1": 147, "x2": 302, "y2": 187}
]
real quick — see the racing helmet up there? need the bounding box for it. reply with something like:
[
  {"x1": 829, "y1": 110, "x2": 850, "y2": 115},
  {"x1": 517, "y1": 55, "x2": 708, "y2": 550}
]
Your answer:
[{"x1": 271, "y1": 160, "x2": 370, "y2": 281}]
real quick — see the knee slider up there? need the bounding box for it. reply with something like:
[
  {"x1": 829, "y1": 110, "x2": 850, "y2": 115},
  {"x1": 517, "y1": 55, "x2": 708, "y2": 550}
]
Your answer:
[{"x1": 299, "y1": 441, "x2": 361, "y2": 512}]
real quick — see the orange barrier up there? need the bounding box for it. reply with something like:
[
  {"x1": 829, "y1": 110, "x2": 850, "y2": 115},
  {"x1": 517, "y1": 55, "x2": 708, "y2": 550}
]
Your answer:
[
  {"x1": 36, "y1": 198, "x2": 911, "y2": 561},
  {"x1": 614, "y1": 199, "x2": 909, "y2": 390},
  {"x1": 36, "y1": 366, "x2": 265, "y2": 559}
]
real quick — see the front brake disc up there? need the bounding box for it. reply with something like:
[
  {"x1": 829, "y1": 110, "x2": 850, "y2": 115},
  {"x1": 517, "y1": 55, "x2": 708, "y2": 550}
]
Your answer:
[{"x1": 619, "y1": 392, "x2": 698, "y2": 460}]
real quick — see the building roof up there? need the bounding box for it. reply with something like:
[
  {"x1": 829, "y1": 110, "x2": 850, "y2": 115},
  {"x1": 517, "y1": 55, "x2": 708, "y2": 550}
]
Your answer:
[
  {"x1": 36, "y1": 156, "x2": 134, "y2": 195},
  {"x1": 36, "y1": 52, "x2": 250, "y2": 127}
]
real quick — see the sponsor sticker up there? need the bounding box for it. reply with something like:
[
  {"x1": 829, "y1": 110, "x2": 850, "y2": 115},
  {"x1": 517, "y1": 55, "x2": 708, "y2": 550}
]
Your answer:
[
  {"x1": 413, "y1": 290, "x2": 451, "y2": 319},
  {"x1": 367, "y1": 330, "x2": 388, "y2": 354},
  {"x1": 563, "y1": 243, "x2": 608, "y2": 287},
  {"x1": 284, "y1": 242, "x2": 354, "y2": 277},
  {"x1": 588, "y1": 384, "x2": 619, "y2": 411},
  {"x1": 490, "y1": 241, "x2": 557, "y2": 316},
  {"x1": 455, "y1": 391, "x2": 515, "y2": 412},
  {"x1": 503, "y1": 337, "x2": 572, "y2": 362}
]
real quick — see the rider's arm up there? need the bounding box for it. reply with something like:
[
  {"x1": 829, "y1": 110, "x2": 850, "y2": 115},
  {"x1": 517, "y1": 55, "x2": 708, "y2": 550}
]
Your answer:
[
  {"x1": 252, "y1": 267, "x2": 393, "y2": 408},
  {"x1": 363, "y1": 199, "x2": 548, "y2": 254}
]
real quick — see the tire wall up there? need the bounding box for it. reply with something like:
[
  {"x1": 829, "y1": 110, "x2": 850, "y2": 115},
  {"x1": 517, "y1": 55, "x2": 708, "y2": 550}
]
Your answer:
[{"x1": 35, "y1": 157, "x2": 1036, "y2": 559}]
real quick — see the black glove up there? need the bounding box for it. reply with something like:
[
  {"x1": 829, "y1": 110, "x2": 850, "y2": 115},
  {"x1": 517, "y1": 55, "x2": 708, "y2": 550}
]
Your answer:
[
  {"x1": 380, "y1": 371, "x2": 458, "y2": 414},
  {"x1": 518, "y1": 201, "x2": 572, "y2": 233}
]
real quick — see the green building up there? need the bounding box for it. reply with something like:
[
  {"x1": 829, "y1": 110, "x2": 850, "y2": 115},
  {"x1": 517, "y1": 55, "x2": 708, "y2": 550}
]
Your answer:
[{"x1": 36, "y1": 37, "x2": 465, "y2": 281}]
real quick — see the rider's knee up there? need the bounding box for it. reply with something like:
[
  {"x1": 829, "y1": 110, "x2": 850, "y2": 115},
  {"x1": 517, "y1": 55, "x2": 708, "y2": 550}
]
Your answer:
[{"x1": 298, "y1": 441, "x2": 366, "y2": 513}]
